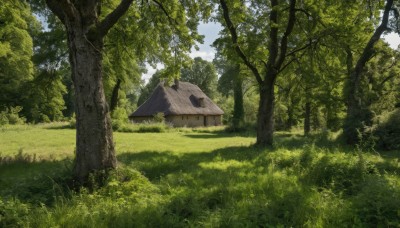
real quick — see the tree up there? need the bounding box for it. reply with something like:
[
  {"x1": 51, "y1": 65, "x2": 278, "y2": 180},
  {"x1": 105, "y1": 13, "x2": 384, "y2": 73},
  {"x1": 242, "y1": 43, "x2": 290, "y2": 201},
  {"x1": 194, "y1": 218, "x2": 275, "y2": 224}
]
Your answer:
[
  {"x1": 180, "y1": 57, "x2": 218, "y2": 99},
  {"x1": 0, "y1": 0, "x2": 37, "y2": 110},
  {"x1": 25, "y1": 13, "x2": 69, "y2": 122},
  {"x1": 43, "y1": 0, "x2": 206, "y2": 183},
  {"x1": 214, "y1": 57, "x2": 245, "y2": 129},
  {"x1": 137, "y1": 70, "x2": 163, "y2": 106},
  {"x1": 343, "y1": 0, "x2": 394, "y2": 144},
  {"x1": 217, "y1": 0, "x2": 304, "y2": 146}
]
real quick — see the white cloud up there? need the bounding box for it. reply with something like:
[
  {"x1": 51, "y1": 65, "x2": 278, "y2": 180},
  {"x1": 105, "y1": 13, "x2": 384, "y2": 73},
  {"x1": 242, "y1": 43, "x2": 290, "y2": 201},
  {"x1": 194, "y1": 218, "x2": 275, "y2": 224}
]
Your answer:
[
  {"x1": 189, "y1": 50, "x2": 216, "y2": 62},
  {"x1": 142, "y1": 63, "x2": 164, "y2": 83},
  {"x1": 383, "y1": 32, "x2": 400, "y2": 49},
  {"x1": 141, "y1": 22, "x2": 220, "y2": 83}
]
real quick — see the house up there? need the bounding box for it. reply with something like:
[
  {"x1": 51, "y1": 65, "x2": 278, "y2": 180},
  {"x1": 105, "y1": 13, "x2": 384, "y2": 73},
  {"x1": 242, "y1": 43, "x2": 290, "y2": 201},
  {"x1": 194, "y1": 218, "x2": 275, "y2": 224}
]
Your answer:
[{"x1": 129, "y1": 80, "x2": 224, "y2": 127}]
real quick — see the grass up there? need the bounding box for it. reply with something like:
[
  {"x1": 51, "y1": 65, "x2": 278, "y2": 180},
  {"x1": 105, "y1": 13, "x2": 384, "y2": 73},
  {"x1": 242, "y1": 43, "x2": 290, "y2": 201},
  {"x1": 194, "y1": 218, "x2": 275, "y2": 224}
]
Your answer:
[
  {"x1": 0, "y1": 123, "x2": 253, "y2": 158},
  {"x1": 0, "y1": 123, "x2": 399, "y2": 227}
]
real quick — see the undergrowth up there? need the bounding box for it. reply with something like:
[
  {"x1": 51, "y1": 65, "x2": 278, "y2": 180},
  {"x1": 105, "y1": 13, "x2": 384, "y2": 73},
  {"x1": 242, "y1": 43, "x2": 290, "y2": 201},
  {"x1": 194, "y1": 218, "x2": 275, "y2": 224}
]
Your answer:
[{"x1": 0, "y1": 129, "x2": 399, "y2": 227}]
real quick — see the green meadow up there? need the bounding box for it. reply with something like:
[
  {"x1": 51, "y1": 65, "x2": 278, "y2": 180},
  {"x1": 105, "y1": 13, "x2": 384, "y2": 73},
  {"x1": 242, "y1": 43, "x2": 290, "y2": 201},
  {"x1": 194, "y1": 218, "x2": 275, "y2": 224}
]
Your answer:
[{"x1": 1, "y1": 124, "x2": 399, "y2": 227}]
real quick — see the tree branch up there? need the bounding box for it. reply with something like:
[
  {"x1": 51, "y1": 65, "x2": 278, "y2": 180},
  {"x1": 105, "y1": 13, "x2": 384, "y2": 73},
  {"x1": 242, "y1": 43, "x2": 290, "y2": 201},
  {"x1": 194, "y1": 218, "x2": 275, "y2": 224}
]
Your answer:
[
  {"x1": 265, "y1": 0, "x2": 279, "y2": 77},
  {"x1": 152, "y1": 0, "x2": 176, "y2": 26},
  {"x1": 97, "y1": 0, "x2": 135, "y2": 38},
  {"x1": 353, "y1": 0, "x2": 393, "y2": 77},
  {"x1": 219, "y1": 0, "x2": 263, "y2": 85},
  {"x1": 276, "y1": 0, "x2": 297, "y2": 70},
  {"x1": 45, "y1": 0, "x2": 75, "y2": 24},
  {"x1": 285, "y1": 39, "x2": 314, "y2": 58}
]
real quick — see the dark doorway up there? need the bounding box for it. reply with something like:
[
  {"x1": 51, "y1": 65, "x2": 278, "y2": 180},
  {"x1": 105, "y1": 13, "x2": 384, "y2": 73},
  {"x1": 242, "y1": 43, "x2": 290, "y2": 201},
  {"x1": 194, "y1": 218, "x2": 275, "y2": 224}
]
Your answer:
[{"x1": 203, "y1": 116, "x2": 207, "y2": 126}]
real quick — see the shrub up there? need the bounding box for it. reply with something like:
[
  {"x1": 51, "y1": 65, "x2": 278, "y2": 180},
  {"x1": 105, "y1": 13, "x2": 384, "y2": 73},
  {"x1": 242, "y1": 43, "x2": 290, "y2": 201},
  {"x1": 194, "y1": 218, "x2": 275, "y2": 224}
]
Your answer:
[
  {"x1": 373, "y1": 109, "x2": 400, "y2": 150},
  {"x1": 115, "y1": 121, "x2": 170, "y2": 133},
  {"x1": 353, "y1": 175, "x2": 400, "y2": 226},
  {"x1": 68, "y1": 113, "x2": 76, "y2": 129},
  {"x1": 111, "y1": 107, "x2": 129, "y2": 131},
  {"x1": 0, "y1": 106, "x2": 26, "y2": 125},
  {"x1": 138, "y1": 121, "x2": 168, "y2": 133},
  {"x1": 0, "y1": 198, "x2": 30, "y2": 227},
  {"x1": 153, "y1": 112, "x2": 165, "y2": 123}
]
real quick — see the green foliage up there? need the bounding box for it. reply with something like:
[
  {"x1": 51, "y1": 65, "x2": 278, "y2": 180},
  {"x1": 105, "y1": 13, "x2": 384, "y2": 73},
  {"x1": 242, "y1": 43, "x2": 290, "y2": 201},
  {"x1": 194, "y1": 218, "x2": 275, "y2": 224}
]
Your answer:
[
  {"x1": 24, "y1": 71, "x2": 67, "y2": 123},
  {"x1": 137, "y1": 70, "x2": 162, "y2": 106},
  {"x1": 111, "y1": 107, "x2": 129, "y2": 131},
  {"x1": 0, "y1": 198, "x2": 30, "y2": 227},
  {"x1": 0, "y1": 0, "x2": 37, "y2": 109},
  {"x1": 373, "y1": 109, "x2": 400, "y2": 150},
  {"x1": 135, "y1": 122, "x2": 169, "y2": 133},
  {"x1": 353, "y1": 175, "x2": 400, "y2": 226},
  {"x1": 180, "y1": 57, "x2": 218, "y2": 98},
  {"x1": 1, "y1": 128, "x2": 400, "y2": 226},
  {"x1": 153, "y1": 112, "x2": 165, "y2": 123},
  {"x1": 0, "y1": 107, "x2": 26, "y2": 125},
  {"x1": 68, "y1": 114, "x2": 76, "y2": 129}
]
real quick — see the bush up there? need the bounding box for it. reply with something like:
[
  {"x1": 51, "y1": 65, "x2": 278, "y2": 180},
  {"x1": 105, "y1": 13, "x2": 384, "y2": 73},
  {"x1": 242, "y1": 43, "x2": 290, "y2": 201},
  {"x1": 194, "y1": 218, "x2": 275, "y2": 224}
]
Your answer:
[
  {"x1": 0, "y1": 106, "x2": 26, "y2": 125},
  {"x1": 138, "y1": 122, "x2": 168, "y2": 133},
  {"x1": 153, "y1": 112, "x2": 165, "y2": 123},
  {"x1": 0, "y1": 198, "x2": 30, "y2": 227},
  {"x1": 115, "y1": 121, "x2": 170, "y2": 133},
  {"x1": 353, "y1": 175, "x2": 400, "y2": 226},
  {"x1": 112, "y1": 107, "x2": 129, "y2": 131},
  {"x1": 373, "y1": 109, "x2": 400, "y2": 150}
]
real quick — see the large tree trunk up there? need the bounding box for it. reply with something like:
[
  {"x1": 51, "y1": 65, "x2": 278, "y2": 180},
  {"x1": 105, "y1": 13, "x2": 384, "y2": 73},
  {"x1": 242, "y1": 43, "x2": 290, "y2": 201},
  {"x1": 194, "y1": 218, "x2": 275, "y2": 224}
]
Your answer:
[
  {"x1": 45, "y1": 0, "x2": 134, "y2": 184},
  {"x1": 66, "y1": 24, "x2": 116, "y2": 183},
  {"x1": 256, "y1": 78, "x2": 275, "y2": 146}
]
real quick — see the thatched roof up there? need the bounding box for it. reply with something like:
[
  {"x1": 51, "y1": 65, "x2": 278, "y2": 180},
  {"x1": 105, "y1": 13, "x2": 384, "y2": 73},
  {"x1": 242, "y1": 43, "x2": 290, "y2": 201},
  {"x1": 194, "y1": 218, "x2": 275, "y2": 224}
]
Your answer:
[{"x1": 130, "y1": 81, "x2": 224, "y2": 117}]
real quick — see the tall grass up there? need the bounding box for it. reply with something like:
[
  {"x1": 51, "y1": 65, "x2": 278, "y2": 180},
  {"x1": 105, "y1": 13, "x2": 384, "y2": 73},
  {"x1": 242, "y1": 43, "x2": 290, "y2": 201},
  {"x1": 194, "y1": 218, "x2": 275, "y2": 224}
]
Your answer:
[{"x1": 0, "y1": 125, "x2": 399, "y2": 227}]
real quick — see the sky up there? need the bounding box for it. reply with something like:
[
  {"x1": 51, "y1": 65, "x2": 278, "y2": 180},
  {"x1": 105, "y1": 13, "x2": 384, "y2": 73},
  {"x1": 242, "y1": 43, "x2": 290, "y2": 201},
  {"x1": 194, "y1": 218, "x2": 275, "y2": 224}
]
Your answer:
[
  {"x1": 142, "y1": 22, "x2": 222, "y2": 82},
  {"x1": 142, "y1": 22, "x2": 400, "y2": 82}
]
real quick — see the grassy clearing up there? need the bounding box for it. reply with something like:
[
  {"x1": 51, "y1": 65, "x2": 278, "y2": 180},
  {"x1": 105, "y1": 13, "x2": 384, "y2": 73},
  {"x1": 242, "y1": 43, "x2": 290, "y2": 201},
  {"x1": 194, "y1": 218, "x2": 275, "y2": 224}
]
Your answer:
[
  {"x1": 0, "y1": 123, "x2": 253, "y2": 158},
  {"x1": 0, "y1": 124, "x2": 399, "y2": 227}
]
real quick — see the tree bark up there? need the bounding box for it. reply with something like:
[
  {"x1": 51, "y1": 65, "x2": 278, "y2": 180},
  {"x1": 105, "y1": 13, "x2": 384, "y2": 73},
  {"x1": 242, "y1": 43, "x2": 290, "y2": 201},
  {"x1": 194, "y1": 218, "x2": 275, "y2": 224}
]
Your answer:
[
  {"x1": 343, "y1": 0, "x2": 393, "y2": 144},
  {"x1": 110, "y1": 78, "x2": 121, "y2": 113},
  {"x1": 256, "y1": 77, "x2": 275, "y2": 146},
  {"x1": 45, "y1": 0, "x2": 134, "y2": 183},
  {"x1": 66, "y1": 22, "x2": 116, "y2": 183},
  {"x1": 232, "y1": 64, "x2": 244, "y2": 129}
]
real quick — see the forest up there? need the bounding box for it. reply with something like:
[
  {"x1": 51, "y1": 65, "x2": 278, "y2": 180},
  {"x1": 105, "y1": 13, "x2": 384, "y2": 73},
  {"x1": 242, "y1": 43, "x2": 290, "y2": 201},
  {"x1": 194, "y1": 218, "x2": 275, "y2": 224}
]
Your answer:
[{"x1": 1, "y1": 0, "x2": 400, "y2": 227}]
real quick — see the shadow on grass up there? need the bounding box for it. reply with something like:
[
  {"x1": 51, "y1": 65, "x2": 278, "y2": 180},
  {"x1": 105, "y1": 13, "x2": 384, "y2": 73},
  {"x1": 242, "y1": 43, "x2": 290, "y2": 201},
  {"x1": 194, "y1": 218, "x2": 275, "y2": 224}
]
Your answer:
[
  {"x1": 117, "y1": 144, "x2": 400, "y2": 226},
  {"x1": 183, "y1": 133, "x2": 235, "y2": 139},
  {"x1": 117, "y1": 145, "x2": 264, "y2": 180},
  {"x1": 0, "y1": 157, "x2": 73, "y2": 205},
  {"x1": 1, "y1": 139, "x2": 399, "y2": 227}
]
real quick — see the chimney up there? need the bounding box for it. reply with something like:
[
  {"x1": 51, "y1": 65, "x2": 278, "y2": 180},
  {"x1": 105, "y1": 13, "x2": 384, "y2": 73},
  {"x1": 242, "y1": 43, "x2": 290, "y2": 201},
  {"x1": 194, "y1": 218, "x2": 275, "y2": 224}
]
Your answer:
[
  {"x1": 198, "y1": 97, "x2": 205, "y2": 108},
  {"x1": 174, "y1": 79, "x2": 179, "y2": 89}
]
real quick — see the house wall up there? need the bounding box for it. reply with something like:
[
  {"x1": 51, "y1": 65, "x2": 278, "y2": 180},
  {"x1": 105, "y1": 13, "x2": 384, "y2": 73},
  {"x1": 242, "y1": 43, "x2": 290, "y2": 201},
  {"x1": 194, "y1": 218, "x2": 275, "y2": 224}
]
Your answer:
[
  {"x1": 130, "y1": 115, "x2": 222, "y2": 127},
  {"x1": 166, "y1": 115, "x2": 222, "y2": 127},
  {"x1": 206, "y1": 115, "x2": 222, "y2": 126}
]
